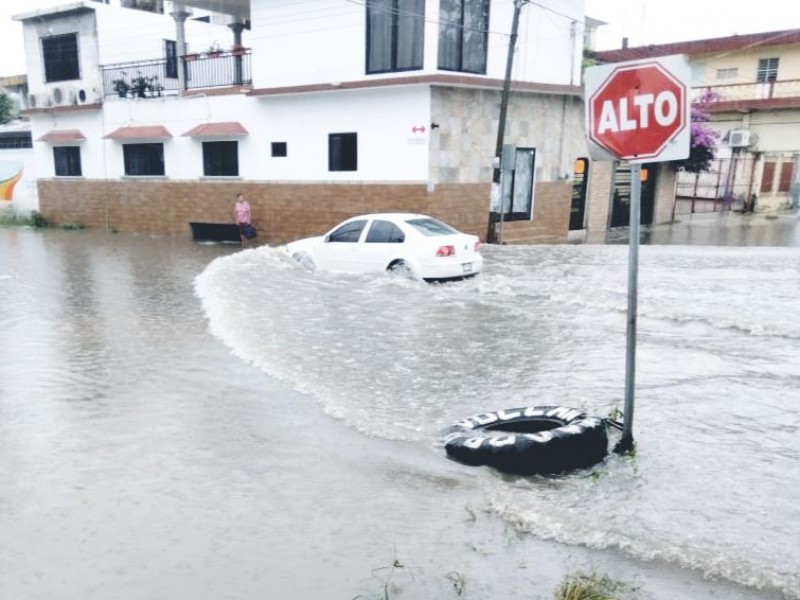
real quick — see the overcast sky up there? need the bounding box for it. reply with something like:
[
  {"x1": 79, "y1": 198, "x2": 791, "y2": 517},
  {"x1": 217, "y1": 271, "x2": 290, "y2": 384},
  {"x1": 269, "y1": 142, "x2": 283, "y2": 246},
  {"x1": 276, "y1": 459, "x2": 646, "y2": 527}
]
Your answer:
[
  {"x1": 586, "y1": 0, "x2": 798, "y2": 50},
  {"x1": 0, "y1": 0, "x2": 798, "y2": 76}
]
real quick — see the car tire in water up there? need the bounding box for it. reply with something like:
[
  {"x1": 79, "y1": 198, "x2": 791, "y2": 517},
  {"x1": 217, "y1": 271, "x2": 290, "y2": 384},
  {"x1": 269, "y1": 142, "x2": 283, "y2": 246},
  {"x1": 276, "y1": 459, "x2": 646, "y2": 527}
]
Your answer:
[
  {"x1": 442, "y1": 406, "x2": 608, "y2": 475},
  {"x1": 387, "y1": 259, "x2": 414, "y2": 279}
]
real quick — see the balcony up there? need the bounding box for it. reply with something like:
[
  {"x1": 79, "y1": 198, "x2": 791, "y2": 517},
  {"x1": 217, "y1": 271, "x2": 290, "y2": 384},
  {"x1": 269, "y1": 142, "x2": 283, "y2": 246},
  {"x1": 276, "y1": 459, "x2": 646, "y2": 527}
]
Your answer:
[
  {"x1": 101, "y1": 48, "x2": 252, "y2": 98},
  {"x1": 695, "y1": 79, "x2": 800, "y2": 112}
]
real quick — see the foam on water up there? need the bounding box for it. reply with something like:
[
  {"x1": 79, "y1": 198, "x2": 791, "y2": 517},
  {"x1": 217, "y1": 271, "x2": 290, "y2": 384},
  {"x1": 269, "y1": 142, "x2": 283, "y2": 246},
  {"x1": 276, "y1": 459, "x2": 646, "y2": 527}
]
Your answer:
[{"x1": 195, "y1": 243, "x2": 800, "y2": 598}]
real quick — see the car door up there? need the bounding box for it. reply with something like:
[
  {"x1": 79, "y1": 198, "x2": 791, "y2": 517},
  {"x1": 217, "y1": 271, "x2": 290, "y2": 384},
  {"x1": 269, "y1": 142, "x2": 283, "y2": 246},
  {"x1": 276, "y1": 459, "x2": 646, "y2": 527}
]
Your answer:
[
  {"x1": 319, "y1": 218, "x2": 367, "y2": 272},
  {"x1": 359, "y1": 219, "x2": 406, "y2": 272}
]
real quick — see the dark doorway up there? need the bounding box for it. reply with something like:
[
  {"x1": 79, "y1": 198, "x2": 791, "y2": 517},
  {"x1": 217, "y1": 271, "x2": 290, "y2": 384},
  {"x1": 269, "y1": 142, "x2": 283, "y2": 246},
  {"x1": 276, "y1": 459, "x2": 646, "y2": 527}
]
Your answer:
[
  {"x1": 610, "y1": 163, "x2": 658, "y2": 228},
  {"x1": 569, "y1": 157, "x2": 589, "y2": 230}
]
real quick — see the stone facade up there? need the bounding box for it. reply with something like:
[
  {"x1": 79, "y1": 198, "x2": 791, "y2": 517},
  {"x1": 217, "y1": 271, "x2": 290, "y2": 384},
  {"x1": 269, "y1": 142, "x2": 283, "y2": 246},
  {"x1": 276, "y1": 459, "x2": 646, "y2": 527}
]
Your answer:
[{"x1": 430, "y1": 86, "x2": 587, "y2": 185}]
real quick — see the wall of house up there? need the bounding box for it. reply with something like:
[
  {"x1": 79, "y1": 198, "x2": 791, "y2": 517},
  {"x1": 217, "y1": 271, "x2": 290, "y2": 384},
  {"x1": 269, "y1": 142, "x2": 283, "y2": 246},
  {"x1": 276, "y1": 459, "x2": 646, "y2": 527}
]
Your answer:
[
  {"x1": 249, "y1": 0, "x2": 584, "y2": 89},
  {"x1": 94, "y1": 3, "x2": 234, "y2": 64},
  {"x1": 0, "y1": 147, "x2": 39, "y2": 215},
  {"x1": 653, "y1": 165, "x2": 677, "y2": 224},
  {"x1": 35, "y1": 179, "x2": 488, "y2": 242},
  {"x1": 30, "y1": 86, "x2": 431, "y2": 182},
  {"x1": 36, "y1": 176, "x2": 574, "y2": 244},
  {"x1": 692, "y1": 44, "x2": 800, "y2": 88},
  {"x1": 585, "y1": 159, "x2": 614, "y2": 234},
  {"x1": 492, "y1": 181, "x2": 573, "y2": 244},
  {"x1": 21, "y1": 9, "x2": 101, "y2": 107},
  {"x1": 19, "y1": 3, "x2": 236, "y2": 108},
  {"x1": 430, "y1": 87, "x2": 587, "y2": 185},
  {"x1": 709, "y1": 109, "x2": 800, "y2": 154}
]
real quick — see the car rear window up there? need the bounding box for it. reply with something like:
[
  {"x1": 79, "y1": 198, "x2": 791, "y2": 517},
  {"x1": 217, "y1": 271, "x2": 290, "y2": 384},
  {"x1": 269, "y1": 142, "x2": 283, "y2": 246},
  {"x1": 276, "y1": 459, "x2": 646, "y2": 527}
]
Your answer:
[{"x1": 405, "y1": 218, "x2": 458, "y2": 236}]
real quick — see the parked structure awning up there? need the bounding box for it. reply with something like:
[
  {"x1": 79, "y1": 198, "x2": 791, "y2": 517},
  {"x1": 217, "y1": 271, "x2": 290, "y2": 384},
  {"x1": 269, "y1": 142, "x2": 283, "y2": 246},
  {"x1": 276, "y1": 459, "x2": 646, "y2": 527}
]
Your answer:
[
  {"x1": 104, "y1": 126, "x2": 172, "y2": 140},
  {"x1": 181, "y1": 122, "x2": 248, "y2": 138},
  {"x1": 36, "y1": 129, "x2": 86, "y2": 143}
]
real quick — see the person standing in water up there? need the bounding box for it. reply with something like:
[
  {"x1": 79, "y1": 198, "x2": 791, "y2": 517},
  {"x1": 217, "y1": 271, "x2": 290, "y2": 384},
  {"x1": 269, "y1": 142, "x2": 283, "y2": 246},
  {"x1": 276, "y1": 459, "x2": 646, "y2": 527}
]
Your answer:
[{"x1": 233, "y1": 193, "x2": 251, "y2": 248}]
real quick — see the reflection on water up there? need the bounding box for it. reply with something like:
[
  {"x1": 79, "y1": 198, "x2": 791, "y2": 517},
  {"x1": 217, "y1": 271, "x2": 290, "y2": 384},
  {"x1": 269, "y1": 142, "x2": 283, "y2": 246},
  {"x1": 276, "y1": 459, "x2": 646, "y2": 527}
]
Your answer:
[{"x1": 1, "y1": 226, "x2": 798, "y2": 600}]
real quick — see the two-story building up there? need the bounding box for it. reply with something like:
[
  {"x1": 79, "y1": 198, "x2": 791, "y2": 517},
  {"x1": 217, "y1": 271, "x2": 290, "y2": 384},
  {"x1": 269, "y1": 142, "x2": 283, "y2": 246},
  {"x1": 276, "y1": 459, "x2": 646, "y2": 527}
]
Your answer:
[
  {"x1": 16, "y1": 0, "x2": 590, "y2": 244},
  {"x1": 594, "y1": 29, "x2": 800, "y2": 215}
]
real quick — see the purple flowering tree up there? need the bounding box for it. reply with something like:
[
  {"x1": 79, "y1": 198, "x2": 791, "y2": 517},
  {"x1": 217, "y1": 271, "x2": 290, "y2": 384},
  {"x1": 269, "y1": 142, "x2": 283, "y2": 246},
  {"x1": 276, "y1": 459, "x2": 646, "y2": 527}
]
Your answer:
[{"x1": 674, "y1": 90, "x2": 720, "y2": 173}]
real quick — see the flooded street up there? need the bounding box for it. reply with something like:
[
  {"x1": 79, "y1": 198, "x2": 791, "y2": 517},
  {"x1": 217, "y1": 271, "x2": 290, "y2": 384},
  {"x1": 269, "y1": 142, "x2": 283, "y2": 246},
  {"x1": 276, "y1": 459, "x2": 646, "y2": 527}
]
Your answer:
[{"x1": 1, "y1": 213, "x2": 798, "y2": 599}]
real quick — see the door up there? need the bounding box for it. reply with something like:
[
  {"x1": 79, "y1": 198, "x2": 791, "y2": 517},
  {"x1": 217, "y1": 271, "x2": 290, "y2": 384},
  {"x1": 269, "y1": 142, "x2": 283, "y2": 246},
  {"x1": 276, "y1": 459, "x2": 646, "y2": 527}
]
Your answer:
[
  {"x1": 569, "y1": 158, "x2": 589, "y2": 230},
  {"x1": 319, "y1": 219, "x2": 367, "y2": 272},
  {"x1": 610, "y1": 163, "x2": 658, "y2": 228},
  {"x1": 500, "y1": 147, "x2": 536, "y2": 221},
  {"x1": 359, "y1": 219, "x2": 406, "y2": 272}
]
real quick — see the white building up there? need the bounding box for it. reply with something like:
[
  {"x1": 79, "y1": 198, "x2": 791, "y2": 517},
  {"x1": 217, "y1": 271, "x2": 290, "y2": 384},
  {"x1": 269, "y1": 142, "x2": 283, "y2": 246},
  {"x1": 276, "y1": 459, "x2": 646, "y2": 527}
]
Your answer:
[{"x1": 16, "y1": 0, "x2": 590, "y2": 243}]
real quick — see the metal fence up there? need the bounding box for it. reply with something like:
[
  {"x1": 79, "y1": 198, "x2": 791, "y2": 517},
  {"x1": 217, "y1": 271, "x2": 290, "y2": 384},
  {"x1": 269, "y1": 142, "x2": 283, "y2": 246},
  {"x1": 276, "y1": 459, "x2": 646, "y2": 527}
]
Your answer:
[
  {"x1": 675, "y1": 156, "x2": 757, "y2": 215},
  {"x1": 101, "y1": 49, "x2": 252, "y2": 98}
]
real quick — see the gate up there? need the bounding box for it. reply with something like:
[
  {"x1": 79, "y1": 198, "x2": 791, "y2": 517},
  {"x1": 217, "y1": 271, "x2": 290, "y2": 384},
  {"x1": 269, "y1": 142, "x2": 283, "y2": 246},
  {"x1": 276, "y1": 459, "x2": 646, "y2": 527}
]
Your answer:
[{"x1": 675, "y1": 155, "x2": 757, "y2": 215}]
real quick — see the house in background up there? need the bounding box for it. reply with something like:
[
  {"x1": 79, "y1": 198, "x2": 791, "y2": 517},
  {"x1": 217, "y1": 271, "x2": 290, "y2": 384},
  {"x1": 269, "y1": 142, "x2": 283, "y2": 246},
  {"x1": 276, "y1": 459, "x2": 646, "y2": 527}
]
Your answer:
[
  {"x1": 16, "y1": 0, "x2": 591, "y2": 244},
  {"x1": 594, "y1": 29, "x2": 800, "y2": 217}
]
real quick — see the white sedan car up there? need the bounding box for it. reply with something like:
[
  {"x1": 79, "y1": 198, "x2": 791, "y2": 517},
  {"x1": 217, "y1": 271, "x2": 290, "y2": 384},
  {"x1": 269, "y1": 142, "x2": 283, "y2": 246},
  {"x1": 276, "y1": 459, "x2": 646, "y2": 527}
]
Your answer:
[{"x1": 283, "y1": 213, "x2": 483, "y2": 282}]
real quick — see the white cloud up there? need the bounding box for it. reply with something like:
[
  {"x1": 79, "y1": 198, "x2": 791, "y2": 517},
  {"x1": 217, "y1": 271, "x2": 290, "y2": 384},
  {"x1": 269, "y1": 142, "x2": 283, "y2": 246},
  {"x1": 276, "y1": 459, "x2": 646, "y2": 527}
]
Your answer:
[{"x1": 586, "y1": 0, "x2": 798, "y2": 50}]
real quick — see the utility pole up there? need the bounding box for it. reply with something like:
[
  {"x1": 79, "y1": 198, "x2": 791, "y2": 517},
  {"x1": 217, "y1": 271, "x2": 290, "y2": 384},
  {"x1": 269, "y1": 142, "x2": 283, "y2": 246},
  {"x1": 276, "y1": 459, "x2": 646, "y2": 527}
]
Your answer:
[{"x1": 487, "y1": 0, "x2": 526, "y2": 244}]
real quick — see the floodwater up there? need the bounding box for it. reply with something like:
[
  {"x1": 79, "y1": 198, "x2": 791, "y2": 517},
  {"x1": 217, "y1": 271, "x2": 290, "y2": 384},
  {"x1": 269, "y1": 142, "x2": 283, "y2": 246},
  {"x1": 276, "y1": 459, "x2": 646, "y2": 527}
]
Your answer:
[{"x1": 1, "y1": 213, "x2": 798, "y2": 599}]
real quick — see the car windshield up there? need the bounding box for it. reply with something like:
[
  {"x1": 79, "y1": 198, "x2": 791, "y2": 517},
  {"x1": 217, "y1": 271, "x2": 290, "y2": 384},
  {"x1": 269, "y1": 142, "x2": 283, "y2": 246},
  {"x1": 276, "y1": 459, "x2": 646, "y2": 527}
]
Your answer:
[{"x1": 405, "y1": 218, "x2": 458, "y2": 236}]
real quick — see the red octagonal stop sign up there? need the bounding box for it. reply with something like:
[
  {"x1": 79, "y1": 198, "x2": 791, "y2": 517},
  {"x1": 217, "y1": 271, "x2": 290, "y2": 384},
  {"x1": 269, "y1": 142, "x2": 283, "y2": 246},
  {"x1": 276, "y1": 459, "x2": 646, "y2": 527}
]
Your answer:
[{"x1": 588, "y1": 61, "x2": 687, "y2": 161}]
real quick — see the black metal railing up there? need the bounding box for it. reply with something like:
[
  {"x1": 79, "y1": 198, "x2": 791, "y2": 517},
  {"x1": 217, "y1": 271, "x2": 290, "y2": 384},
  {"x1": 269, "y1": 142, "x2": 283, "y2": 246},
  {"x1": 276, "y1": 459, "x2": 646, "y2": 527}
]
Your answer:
[
  {"x1": 101, "y1": 49, "x2": 252, "y2": 98},
  {"x1": 102, "y1": 57, "x2": 179, "y2": 98},
  {"x1": 183, "y1": 48, "x2": 252, "y2": 90}
]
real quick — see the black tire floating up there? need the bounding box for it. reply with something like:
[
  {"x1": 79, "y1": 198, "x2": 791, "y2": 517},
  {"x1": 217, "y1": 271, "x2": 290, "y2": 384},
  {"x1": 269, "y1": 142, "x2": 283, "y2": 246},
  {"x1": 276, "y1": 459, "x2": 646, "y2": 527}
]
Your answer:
[{"x1": 443, "y1": 406, "x2": 608, "y2": 475}]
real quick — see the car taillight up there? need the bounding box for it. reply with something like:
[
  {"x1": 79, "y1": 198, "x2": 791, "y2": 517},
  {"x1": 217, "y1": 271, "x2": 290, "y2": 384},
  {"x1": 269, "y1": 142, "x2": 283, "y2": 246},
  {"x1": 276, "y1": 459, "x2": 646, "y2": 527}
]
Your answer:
[
  {"x1": 436, "y1": 245, "x2": 455, "y2": 257},
  {"x1": 474, "y1": 241, "x2": 481, "y2": 252}
]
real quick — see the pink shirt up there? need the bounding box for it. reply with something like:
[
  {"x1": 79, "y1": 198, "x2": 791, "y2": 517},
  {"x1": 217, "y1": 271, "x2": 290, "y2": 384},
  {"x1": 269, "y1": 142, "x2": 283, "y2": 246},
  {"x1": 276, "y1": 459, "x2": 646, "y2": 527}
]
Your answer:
[{"x1": 234, "y1": 199, "x2": 251, "y2": 224}]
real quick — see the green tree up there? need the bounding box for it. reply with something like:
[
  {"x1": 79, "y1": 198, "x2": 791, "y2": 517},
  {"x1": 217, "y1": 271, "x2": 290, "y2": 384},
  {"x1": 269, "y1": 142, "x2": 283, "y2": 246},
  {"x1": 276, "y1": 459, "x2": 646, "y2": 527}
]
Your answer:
[{"x1": 0, "y1": 90, "x2": 15, "y2": 124}]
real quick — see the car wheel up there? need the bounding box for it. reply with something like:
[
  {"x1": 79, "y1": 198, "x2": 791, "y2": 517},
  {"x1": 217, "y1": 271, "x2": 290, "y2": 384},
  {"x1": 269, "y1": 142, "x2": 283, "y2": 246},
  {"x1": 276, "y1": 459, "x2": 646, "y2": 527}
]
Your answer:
[
  {"x1": 293, "y1": 251, "x2": 316, "y2": 271},
  {"x1": 387, "y1": 259, "x2": 413, "y2": 278}
]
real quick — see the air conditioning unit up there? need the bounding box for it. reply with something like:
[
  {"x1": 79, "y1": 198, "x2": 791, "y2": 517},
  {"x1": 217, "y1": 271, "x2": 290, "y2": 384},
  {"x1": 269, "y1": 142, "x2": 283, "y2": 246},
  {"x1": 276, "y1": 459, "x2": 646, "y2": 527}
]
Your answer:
[
  {"x1": 32, "y1": 92, "x2": 53, "y2": 108},
  {"x1": 51, "y1": 86, "x2": 65, "y2": 105},
  {"x1": 75, "y1": 88, "x2": 101, "y2": 105},
  {"x1": 728, "y1": 129, "x2": 754, "y2": 148}
]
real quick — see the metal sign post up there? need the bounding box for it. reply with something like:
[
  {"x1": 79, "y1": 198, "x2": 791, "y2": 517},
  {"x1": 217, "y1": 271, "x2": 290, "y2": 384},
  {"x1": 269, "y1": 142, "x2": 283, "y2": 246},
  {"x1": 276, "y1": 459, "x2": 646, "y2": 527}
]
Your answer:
[
  {"x1": 583, "y1": 55, "x2": 691, "y2": 453},
  {"x1": 619, "y1": 164, "x2": 641, "y2": 452}
]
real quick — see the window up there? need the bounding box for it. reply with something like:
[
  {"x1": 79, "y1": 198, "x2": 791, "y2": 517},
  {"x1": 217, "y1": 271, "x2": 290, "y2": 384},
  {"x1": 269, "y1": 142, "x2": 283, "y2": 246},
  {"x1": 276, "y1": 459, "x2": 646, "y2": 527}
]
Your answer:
[
  {"x1": 499, "y1": 147, "x2": 536, "y2": 221},
  {"x1": 366, "y1": 0, "x2": 424, "y2": 74},
  {"x1": 778, "y1": 162, "x2": 794, "y2": 193},
  {"x1": 164, "y1": 39, "x2": 177, "y2": 79},
  {"x1": 53, "y1": 147, "x2": 82, "y2": 176},
  {"x1": 42, "y1": 33, "x2": 80, "y2": 82},
  {"x1": 717, "y1": 67, "x2": 738, "y2": 80},
  {"x1": 0, "y1": 134, "x2": 33, "y2": 149},
  {"x1": 329, "y1": 132, "x2": 357, "y2": 171},
  {"x1": 438, "y1": 0, "x2": 489, "y2": 73},
  {"x1": 366, "y1": 220, "x2": 405, "y2": 243},
  {"x1": 757, "y1": 57, "x2": 779, "y2": 83},
  {"x1": 760, "y1": 161, "x2": 775, "y2": 193},
  {"x1": 271, "y1": 142, "x2": 287, "y2": 157},
  {"x1": 328, "y1": 219, "x2": 367, "y2": 243},
  {"x1": 406, "y1": 218, "x2": 458, "y2": 236},
  {"x1": 202, "y1": 141, "x2": 238, "y2": 176},
  {"x1": 123, "y1": 143, "x2": 165, "y2": 176}
]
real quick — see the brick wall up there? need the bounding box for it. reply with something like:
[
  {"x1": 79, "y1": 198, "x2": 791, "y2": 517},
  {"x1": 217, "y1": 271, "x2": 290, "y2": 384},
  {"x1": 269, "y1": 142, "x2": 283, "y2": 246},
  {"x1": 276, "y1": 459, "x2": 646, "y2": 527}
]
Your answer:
[
  {"x1": 497, "y1": 181, "x2": 572, "y2": 244},
  {"x1": 37, "y1": 178, "x2": 570, "y2": 244}
]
